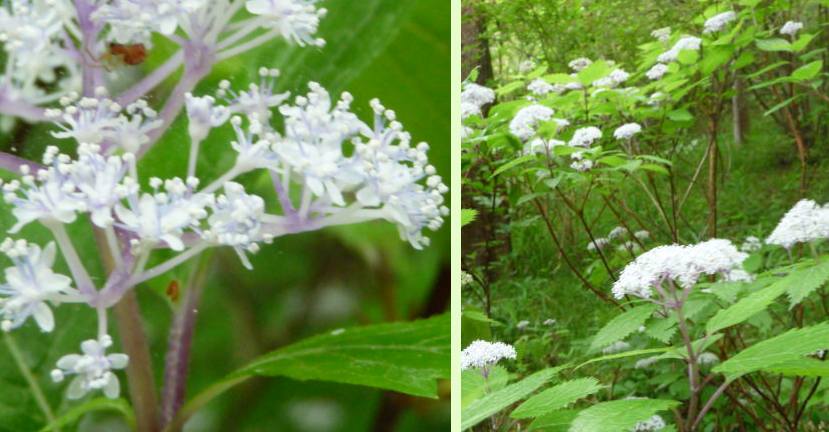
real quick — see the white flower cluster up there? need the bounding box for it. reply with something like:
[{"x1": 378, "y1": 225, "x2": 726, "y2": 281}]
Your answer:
[
  {"x1": 613, "y1": 123, "x2": 642, "y2": 140},
  {"x1": 461, "y1": 83, "x2": 495, "y2": 120},
  {"x1": 0, "y1": 0, "x2": 80, "y2": 105},
  {"x1": 592, "y1": 69, "x2": 629, "y2": 88},
  {"x1": 51, "y1": 335, "x2": 128, "y2": 400},
  {"x1": 518, "y1": 60, "x2": 536, "y2": 74},
  {"x1": 651, "y1": 27, "x2": 671, "y2": 42},
  {"x1": 703, "y1": 11, "x2": 737, "y2": 34},
  {"x1": 740, "y1": 236, "x2": 762, "y2": 252},
  {"x1": 602, "y1": 340, "x2": 631, "y2": 354},
  {"x1": 461, "y1": 340, "x2": 517, "y2": 371},
  {"x1": 0, "y1": 239, "x2": 82, "y2": 333},
  {"x1": 524, "y1": 137, "x2": 565, "y2": 156},
  {"x1": 528, "y1": 78, "x2": 554, "y2": 96},
  {"x1": 568, "y1": 57, "x2": 592, "y2": 72},
  {"x1": 509, "y1": 104, "x2": 554, "y2": 141},
  {"x1": 657, "y1": 36, "x2": 702, "y2": 63},
  {"x1": 461, "y1": 271, "x2": 474, "y2": 287},
  {"x1": 697, "y1": 352, "x2": 720, "y2": 365},
  {"x1": 780, "y1": 21, "x2": 804, "y2": 36},
  {"x1": 766, "y1": 199, "x2": 829, "y2": 249},
  {"x1": 45, "y1": 89, "x2": 163, "y2": 153},
  {"x1": 632, "y1": 415, "x2": 666, "y2": 432},
  {"x1": 570, "y1": 151, "x2": 594, "y2": 172},
  {"x1": 587, "y1": 237, "x2": 610, "y2": 252},
  {"x1": 646, "y1": 63, "x2": 669, "y2": 80},
  {"x1": 569, "y1": 126, "x2": 602, "y2": 148},
  {"x1": 612, "y1": 239, "x2": 748, "y2": 299}
]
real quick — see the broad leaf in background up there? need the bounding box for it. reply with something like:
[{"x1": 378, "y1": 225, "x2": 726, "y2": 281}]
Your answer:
[
  {"x1": 461, "y1": 368, "x2": 561, "y2": 430},
  {"x1": 528, "y1": 409, "x2": 580, "y2": 432},
  {"x1": 568, "y1": 399, "x2": 680, "y2": 432}
]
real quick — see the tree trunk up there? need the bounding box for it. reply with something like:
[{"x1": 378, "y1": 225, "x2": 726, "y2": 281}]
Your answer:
[{"x1": 462, "y1": 2, "x2": 494, "y2": 85}]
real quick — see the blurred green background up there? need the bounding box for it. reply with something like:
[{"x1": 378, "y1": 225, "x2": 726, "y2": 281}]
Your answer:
[{"x1": 0, "y1": 0, "x2": 450, "y2": 431}]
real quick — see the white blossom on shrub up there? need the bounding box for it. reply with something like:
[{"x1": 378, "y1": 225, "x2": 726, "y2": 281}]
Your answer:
[
  {"x1": 658, "y1": 36, "x2": 702, "y2": 63},
  {"x1": 780, "y1": 20, "x2": 803, "y2": 36},
  {"x1": 614, "y1": 123, "x2": 642, "y2": 140},
  {"x1": 766, "y1": 199, "x2": 829, "y2": 249},
  {"x1": 646, "y1": 63, "x2": 669, "y2": 80},
  {"x1": 703, "y1": 11, "x2": 736, "y2": 34},
  {"x1": 509, "y1": 104, "x2": 554, "y2": 141},
  {"x1": 461, "y1": 340, "x2": 517, "y2": 371}
]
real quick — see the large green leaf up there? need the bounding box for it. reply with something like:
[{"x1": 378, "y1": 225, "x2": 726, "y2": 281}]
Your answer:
[
  {"x1": 790, "y1": 60, "x2": 824, "y2": 82},
  {"x1": 511, "y1": 378, "x2": 603, "y2": 419},
  {"x1": 713, "y1": 323, "x2": 829, "y2": 379},
  {"x1": 589, "y1": 304, "x2": 656, "y2": 352},
  {"x1": 39, "y1": 398, "x2": 134, "y2": 432},
  {"x1": 230, "y1": 314, "x2": 449, "y2": 398},
  {"x1": 761, "y1": 358, "x2": 829, "y2": 377},
  {"x1": 569, "y1": 399, "x2": 679, "y2": 432},
  {"x1": 461, "y1": 368, "x2": 561, "y2": 430},
  {"x1": 784, "y1": 259, "x2": 829, "y2": 306},
  {"x1": 706, "y1": 273, "x2": 789, "y2": 334}
]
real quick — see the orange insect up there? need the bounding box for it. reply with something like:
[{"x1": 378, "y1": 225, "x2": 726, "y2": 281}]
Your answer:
[
  {"x1": 166, "y1": 280, "x2": 180, "y2": 303},
  {"x1": 107, "y1": 43, "x2": 148, "y2": 66}
]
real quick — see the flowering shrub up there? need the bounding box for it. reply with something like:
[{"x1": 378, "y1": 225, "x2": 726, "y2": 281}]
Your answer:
[
  {"x1": 462, "y1": 0, "x2": 829, "y2": 430},
  {"x1": 0, "y1": 0, "x2": 449, "y2": 430}
]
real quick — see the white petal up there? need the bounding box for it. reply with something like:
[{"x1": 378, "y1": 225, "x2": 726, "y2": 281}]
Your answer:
[
  {"x1": 103, "y1": 372, "x2": 120, "y2": 399},
  {"x1": 56, "y1": 354, "x2": 81, "y2": 370},
  {"x1": 66, "y1": 377, "x2": 87, "y2": 399},
  {"x1": 107, "y1": 353, "x2": 129, "y2": 369},
  {"x1": 32, "y1": 302, "x2": 54, "y2": 332}
]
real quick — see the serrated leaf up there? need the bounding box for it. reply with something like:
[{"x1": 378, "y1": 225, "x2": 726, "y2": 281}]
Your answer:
[
  {"x1": 590, "y1": 304, "x2": 656, "y2": 352},
  {"x1": 511, "y1": 378, "x2": 603, "y2": 419},
  {"x1": 785, "y1": 259, "x2": 829, "y2": 307},
  {"x1": 714, "y1": 323, "x2": 829, "y2": 379},
  {"x1": 569, "y1": 399, "x2": 680, "y2": 432},
  {"x1": 461, "y1": 368, "x2": 561, "y2": 430},
  {"x1": 528, "y1": 409, "x2": 580, "y2": 431},
  {"x1": 706, "y1": 276, "x2": 788, "y2": 334},
  {"x1": 461, "y1": 209, "x2": 478, "y2": 227},
  {"x1": 231, "y1": 314, "x2": 449, "y2": 398},
  {"x1": 646, "y1": 316, "x2": 678, "y2": 343},
  {"x1": 462, "y1": 366, "x2": 511, "y2": 409}
]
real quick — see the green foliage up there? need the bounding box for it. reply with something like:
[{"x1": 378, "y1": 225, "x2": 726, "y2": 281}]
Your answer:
[
  {"x1": 589, "y1": 304, "x2": 657, "y2": 352},
  {"x1": 461, "y1": 368, "x2": 561, "y2": 430},
  {"x1": 232, "y1": 314, "x2": 450, "y2": 398},
  {"x1": 510, "y1": 377, "x2": 603, "y2": 419},
  {"x1": 568, "y1": 399, "x2": 680, "y2": 432}
]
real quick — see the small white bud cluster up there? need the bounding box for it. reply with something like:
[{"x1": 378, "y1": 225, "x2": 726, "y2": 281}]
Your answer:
[
  {"x1": 646, "y1": 63, "x2": 669, "y2": 80},
  {"x1": 632, "y1": 415, "x2": 666, "y2": 431},
  {"x1": 651, "y1": 27, "x2": 671, "y2": 42},
  {"x1": 527, "y1": 78, "x2": 554, "y2": 96},
  {"x1": 245, "y1": 0, "x2": 327, "y2": 47},
  {"x1": 45, "y1": 91, "x2": 162, "y2": 153},
  {"x1": 461, "y1": 83, "x2": 496, "y2": 120},
  {"x1": 602, "y1": 340, "x2": 631, "y2": 354},
  {"x1": 568, "y1": 57, "x2": 592, "y2": 72},
  {"x1": 592, "y1": 69, "x2": 630, "y2": 88},
  {"x1": 703, "y1": 11, "x2": 737, "y2": 34},
  {"x1": 614, "y1": 123, "x2": 642, "y2": 140},
  {"x1": 780, "y1": 21, "x2": 804, "y2": 36},
  {"x1": 569, "y1": 126, "x2": 602, "y2": 148},
  {"x1": 657, "y1": 36, "x2": 702, "y2": 63}
]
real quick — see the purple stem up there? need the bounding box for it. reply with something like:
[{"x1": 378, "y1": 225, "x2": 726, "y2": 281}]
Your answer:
[
  {"x1": 73, "y1": 0, "x2": 104, "y2": 96},
  {"x1": 160, "y1": 253, "x2": 211, "y2": 429},
  {"x1": 0, "y1": 93, "x2": 48, "y2": 123},
  {"x1": 117, "y1": 51, "x2": 185, "y2": 106},
  {"x1": 0, "y1": 152, "x2": 43, "y2": 174},
  {"x1": 137, "y1": 41, "x2": 215, "y2": 159},
  {"x1": 269, "y1": 170, "x2": 296, "y2": 217}
]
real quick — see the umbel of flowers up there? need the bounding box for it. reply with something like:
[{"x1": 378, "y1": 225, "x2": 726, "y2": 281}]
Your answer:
[{"x1": 0, "y1": 0, "x2": 447, "y2": 402}]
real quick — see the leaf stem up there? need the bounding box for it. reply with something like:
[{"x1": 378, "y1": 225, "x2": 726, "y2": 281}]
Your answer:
[{"x1": 3, "y1": 333, "x2": 58, "y2": 429}]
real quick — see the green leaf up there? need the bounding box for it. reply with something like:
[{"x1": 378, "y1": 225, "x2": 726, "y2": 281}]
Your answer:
[
  {"x1": 569, "y1": 399, "x2": 680, "y2": 432},
  {"x1": 714, "y1": 323, "x2": 829, "y2": 379},
  {"x1": 761, "y1": 358, "x2": 829, "y2": 377},
  {"x1": 575, "y1": 348, "x2": 672, "y2": 370},
  {"x1": 490, "y1": 155, "x2": 537, "y2": 179},
  {"x1": 461, "y1": 209, "x2": 478, "y2": 227},
  {"x1": 589, "y1": 304, "x2": 656, "y2": 352},
  {"x1": 231, "y1": 314, "x2": 449, "y2": 398},
  {"x1": 461, "y1": 368, "x2": 561, "y2": 430},
  {"x1": 706, "y1": 276, "x2": 788, "y2": 334},
  {"x1": 40, "y1": 398, "x2": 134, "y2": 432},
  {"x1": 790, "y1": 60, "x2": 823, "y2": 82},
  {"x1": 528, "y1": 409, "x2": 580, "y2": 431},
  {"x1": 496, "y1": 81, "x2": 526, "y2": 96},
  {"x1": 577, "y1": 61, "x2": 612, "y2": 86},
  {"x1": 792, "y1": 33, "x2": 817, "y2": 52},
  {"x1": 784, "y1": 259, "x2": 829, "y2": 307},
  {"x1": 511, "y1": 378, "x2": 603, "y2": 419},
  {"x1": 756, "y1": 38, "x2": 793, "y2": 52},
  {"x1": 462, "y1": 367, "x2": 511, "y2": 409},
  {"x1": 645, "y1": 316, "x2": 678, "y2": 343}
]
